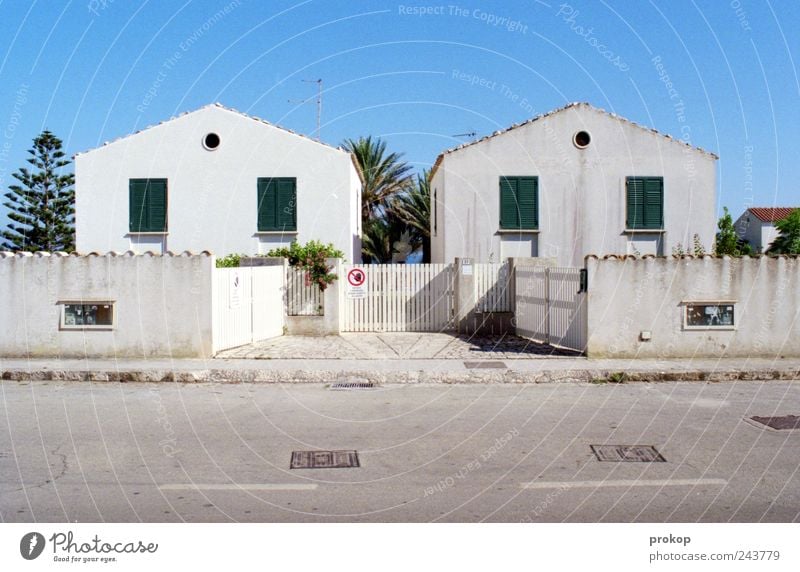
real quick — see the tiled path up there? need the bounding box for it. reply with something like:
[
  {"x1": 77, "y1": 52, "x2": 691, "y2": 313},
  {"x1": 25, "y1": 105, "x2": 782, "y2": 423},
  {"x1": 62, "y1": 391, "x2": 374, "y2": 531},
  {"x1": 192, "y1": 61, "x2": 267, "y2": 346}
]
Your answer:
[{"x1": 215, "y1": 333, "x2": 582, "y2": 360}]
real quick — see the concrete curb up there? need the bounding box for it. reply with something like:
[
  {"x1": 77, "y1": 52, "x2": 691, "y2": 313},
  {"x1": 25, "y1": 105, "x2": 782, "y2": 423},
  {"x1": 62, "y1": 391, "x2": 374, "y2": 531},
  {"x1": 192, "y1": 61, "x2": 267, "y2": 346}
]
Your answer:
[{"x1": 2, "y1": 367, "x2": 798, "y2": 384}]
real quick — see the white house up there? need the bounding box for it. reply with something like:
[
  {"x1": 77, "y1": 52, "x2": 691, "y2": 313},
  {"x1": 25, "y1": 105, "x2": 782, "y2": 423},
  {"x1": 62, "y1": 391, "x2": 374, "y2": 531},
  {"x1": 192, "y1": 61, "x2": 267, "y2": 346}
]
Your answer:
[
  {"x1": 734, "y1": 207, "x2": 797, "y2": 253},
  {"x1": 75, "y1": 103, "x2": 362, "y2": 261},
  {"x1": 429, "y1": 102, "x2": 718, "y2": 267}
]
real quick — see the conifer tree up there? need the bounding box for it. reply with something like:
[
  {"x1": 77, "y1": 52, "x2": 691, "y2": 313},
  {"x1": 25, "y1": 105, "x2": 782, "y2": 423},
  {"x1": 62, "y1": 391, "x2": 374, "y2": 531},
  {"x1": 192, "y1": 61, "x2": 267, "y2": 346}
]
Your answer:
[{"x1": 2, "y1": 130, "x2": 75, "y2": 252}]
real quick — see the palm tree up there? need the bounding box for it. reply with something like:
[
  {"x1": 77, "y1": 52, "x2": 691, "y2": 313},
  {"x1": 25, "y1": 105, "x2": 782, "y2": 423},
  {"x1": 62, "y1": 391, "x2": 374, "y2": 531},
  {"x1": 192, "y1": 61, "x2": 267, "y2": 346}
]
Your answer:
[
  {"x1": 767, "y1": 209, "x2": 800, "y2": 255},
  {"x1": 391, "y1": 169, "x2": 431, "y2": 262},
  {"x1": 342, "y1": 136, "x2": 413, "y2": 221}
]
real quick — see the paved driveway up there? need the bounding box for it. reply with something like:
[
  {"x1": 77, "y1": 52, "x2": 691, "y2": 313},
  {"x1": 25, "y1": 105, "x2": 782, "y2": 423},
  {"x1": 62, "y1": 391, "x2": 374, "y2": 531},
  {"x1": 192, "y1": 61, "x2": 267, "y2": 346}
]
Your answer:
[{"x1": 215, "y1": 333, "x2": 582, "y2": 360}]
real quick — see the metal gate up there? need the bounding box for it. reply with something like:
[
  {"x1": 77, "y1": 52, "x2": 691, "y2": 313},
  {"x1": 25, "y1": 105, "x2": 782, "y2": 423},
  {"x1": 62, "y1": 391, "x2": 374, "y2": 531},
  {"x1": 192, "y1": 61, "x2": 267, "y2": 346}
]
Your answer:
[
  {"x1": 340, "y1": 264, "x2": 455, "y2": 332},
  {"x1": 514, "y1": 266, "x2": 587, "y2": 352}
]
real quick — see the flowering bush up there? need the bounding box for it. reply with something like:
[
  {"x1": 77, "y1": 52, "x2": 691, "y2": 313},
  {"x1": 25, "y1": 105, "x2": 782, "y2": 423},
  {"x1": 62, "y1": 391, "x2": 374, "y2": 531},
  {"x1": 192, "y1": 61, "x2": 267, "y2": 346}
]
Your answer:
[{"x1": 266, "y1": 240, "x2": 344, "y2": 291}]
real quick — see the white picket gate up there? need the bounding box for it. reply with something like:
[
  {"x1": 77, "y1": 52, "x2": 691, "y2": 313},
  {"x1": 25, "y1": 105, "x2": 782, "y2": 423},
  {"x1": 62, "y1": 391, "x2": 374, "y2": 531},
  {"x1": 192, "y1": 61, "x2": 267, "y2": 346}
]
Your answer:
[
  {"x1": 514, "y1": 266, "x2": 587, "y2": 352},
  {"x1": 286, "y1": 266, "x2": 324, "y2": 316},
  {"x1": 475, "y1": 262, "x2": 511, "y2": 312},
  {"x1": 341, "y1": 264, "x2": 455, "y2": 332}
]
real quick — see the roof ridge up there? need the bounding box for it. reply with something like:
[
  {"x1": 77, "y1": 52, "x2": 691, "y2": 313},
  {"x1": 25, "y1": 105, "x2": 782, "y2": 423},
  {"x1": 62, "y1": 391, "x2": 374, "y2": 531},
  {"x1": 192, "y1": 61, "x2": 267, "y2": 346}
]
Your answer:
[
  {"x1": 75, "y1": 103, "x2": 348, "y2": 156},
  {"x1": 431, "y1": 102, "x2": 719, "y2": 174}
]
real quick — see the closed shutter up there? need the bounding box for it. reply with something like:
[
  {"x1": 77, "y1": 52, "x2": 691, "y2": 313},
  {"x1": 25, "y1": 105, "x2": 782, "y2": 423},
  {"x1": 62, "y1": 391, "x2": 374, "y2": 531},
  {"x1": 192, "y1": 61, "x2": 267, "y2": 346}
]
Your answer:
[
  {"x1": 500, "y1": 176, "x2": 538, "y2": 230},
  {"x1": 129, "y1": 179, "x2": 167, "y2": 232},
  {"x1": 644, "y1": 178, "x2": 663, "y2": 228},
  {"x1": 499, "y1": 177, "x2": 519, "y2": 229},
  {"x1": 627, "y1": 177, "x2": 663, "y2": 229},
  {"x1": 257, "y1": 177, "x2": 297, "y2": 231},
  {"x1": 518, "y1": 177, "x2": 538, "y2": 229}
]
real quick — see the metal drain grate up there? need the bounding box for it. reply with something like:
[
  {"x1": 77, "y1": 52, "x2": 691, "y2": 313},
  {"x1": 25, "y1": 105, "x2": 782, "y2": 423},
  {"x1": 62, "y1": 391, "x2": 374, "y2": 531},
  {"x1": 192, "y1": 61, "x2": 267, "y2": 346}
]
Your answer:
[
  {"x1": 290, "y1": 450, "x2": 360, "y2": 469},
  {"x1": 591, "y1": 445, "x2": 666, "y2": 463},
  {"x1": 749, "y1": 415, "x2": 800, "y2": 431},
  {"x1": 330, "y1": 381, "x2": 375, "y2": 390},
  {"x1": 464, "y1": 361, "x2": 507, "y2": 369}
]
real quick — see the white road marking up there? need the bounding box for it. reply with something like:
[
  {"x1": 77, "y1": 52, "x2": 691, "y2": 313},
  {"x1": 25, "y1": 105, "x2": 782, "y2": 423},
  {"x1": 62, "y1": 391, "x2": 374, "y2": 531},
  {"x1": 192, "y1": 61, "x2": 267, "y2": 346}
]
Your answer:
[
  {"x1": 159, "y1": 483, "x2": 318, "y2": 491},
  {"x1": 520, "y1": 478, "x2": 727, "y2": 489}
]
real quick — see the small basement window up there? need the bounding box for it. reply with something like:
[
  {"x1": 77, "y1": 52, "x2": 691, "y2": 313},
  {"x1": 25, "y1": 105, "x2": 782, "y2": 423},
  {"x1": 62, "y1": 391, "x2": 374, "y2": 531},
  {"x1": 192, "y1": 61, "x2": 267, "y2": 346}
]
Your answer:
[
  {"x1": 203, "y1": 132, "x2": 221, "y2": 150},
  {"x1": 61, "y1": 302, "x2": 114, "y2": 329},
  {"x1": 683, "y1": 302, "x2": 735, "y2": 329}
]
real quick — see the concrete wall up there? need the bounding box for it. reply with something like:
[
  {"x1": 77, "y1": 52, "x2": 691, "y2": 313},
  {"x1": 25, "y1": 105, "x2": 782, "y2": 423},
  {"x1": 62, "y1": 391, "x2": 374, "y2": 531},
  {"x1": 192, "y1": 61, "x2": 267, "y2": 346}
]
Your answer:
[
  {"x1": 586, "y1": 255, "x2": 800, "y2": 358},
  {"x1": 0, "y1": 252, "x2": 214, "y2": 358},
  {"x1": 76, "y1": 104, "x2": 361, "y2": 262},
  {"x1": 431, "y1": 103, "x2": 717, "y2": 267}
]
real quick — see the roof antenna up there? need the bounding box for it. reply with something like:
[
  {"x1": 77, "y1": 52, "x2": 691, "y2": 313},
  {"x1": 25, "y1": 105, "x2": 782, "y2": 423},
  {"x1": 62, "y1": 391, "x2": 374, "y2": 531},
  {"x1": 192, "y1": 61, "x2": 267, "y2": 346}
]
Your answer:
[
  {"x1": 288, "y1": 78, "x2": 322, "y2": 141},
  {"x1": 452, "y1": 130, "x2": 476, "y2": 141}
]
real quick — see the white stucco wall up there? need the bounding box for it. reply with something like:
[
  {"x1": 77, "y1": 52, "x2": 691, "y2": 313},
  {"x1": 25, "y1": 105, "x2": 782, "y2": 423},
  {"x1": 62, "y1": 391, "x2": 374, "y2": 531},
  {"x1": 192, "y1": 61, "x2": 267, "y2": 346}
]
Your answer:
[
  {"x1": 76, "y1": 104, "x2": 361, "y2": 262},
  {"x1": 585, "y1": 256, "x2": 800, "y2": 358},
  {"x1": 734, "y1": 213, "x2": 777, "y2": 253},
  {"x1": 431, "y1": 104, "x2": 717, "y2": 267},
  {"x1": 0, "y1": 252, "x2": 214, "y2": 358}
]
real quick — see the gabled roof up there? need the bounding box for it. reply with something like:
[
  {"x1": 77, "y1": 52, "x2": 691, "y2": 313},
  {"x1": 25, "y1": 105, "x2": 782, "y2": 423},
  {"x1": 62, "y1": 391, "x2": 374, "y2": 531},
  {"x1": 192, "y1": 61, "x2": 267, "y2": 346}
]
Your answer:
[
  {"x1": 74, "y1": 103, "x2": 364, "y2": 183},
  {"x1": 430, "y1": 102, "x2": 719, "y2": 178},
  {"x1": 747, "y1": 207, "x2": 798, "y2": 223}
]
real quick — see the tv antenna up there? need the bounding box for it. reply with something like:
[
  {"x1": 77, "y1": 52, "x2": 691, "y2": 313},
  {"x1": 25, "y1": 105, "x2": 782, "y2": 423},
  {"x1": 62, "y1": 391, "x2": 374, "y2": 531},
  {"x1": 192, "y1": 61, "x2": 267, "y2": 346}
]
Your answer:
[
  {"x1": 452, "y1": 130, "x2": 477, "y2": 141},
  {"x1": 288, "y1": 78, "x2": 322, "y2": 141}
]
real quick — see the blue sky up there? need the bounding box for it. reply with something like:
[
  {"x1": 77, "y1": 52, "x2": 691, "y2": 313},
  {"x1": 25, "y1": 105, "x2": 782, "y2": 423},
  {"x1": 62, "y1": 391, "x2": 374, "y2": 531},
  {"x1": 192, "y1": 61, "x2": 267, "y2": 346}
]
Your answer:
[{"x1": 0, "y1": 0, "x2": 797, "y2": 225}]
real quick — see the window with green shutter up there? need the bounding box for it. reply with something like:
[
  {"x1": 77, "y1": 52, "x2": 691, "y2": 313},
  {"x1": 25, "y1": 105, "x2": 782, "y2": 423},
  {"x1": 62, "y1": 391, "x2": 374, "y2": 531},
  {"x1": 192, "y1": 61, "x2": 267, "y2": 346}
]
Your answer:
[
  {"x1": 257, "y1": 178, "x2": 297, "y2": 232},
  {"x1": 129, "y1": 179, "x2": 167, "y2": 232},
  {"x1": 499, "y1": 176, "x2": 538, "y2": 230},
  {"x1": 626, "y1": 177, "x2": 663, "y2": 230}
]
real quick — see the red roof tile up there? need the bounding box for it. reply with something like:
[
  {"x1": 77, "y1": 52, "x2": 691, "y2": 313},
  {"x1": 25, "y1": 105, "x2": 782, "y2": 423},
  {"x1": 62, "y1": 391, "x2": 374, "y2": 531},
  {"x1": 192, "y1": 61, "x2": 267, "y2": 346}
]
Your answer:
[{"x1": 748, "y1": 207, "x2": 797, "y2": 222}]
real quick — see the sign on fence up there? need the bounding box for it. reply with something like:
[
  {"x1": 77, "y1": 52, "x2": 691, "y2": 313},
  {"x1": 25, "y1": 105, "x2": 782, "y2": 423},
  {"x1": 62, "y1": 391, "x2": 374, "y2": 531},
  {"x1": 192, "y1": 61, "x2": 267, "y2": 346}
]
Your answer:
[{"x1": 346, "y1": 268, "x2": 367, "y2": 299}]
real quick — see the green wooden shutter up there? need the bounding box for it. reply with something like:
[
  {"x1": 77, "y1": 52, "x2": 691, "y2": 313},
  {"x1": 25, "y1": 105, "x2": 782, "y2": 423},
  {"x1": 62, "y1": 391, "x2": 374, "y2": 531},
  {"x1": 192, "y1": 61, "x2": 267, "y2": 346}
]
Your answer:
[
  {"x1": 129, "y1": 180, "x2": 148, "y2": 232},
  {"x1": 147, "y1": 180, "x2": 167, "y2": 231},
  {"x1": 500, "y1": 177, "x2": 519, "y2": 229},
  {"x1": 644, "y1": 178, "x2": 663, "y2": 229},
  {"x1": 257, "y1": 178, "x2": 274, "y2": 231},
  {"x1": 257, "y1": 178, "x2": 296, "y2": 231},
  {"x1": 518, "y1": 177, "x2": 538, "y2": 229},
  {"x1": 626, "y1": 178, "x2": 645, "y2": 229},
  {"x1": 129, "y1": 179, "x2": 167, "y2": 232},
  {"x1": 276, "y1": 179, "x2": 296, "y2": 230}
]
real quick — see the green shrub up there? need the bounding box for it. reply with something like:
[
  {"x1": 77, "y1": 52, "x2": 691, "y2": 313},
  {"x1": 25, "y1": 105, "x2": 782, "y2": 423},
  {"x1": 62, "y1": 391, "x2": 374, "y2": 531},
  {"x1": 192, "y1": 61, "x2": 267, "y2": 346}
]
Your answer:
[
  {"x1": 216, "y1": 253, "x2": 245, "y2": 268},
  {"x1": 266, "y1": 240, "x2": 344, "y2": 291}
]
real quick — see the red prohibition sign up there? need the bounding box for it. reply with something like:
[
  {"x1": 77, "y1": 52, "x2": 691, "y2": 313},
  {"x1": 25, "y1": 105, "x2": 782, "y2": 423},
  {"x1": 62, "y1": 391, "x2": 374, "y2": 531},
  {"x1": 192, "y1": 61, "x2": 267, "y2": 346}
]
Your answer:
[{"x1": 347, "y1": 268, "x2": 366, "y2": 287}]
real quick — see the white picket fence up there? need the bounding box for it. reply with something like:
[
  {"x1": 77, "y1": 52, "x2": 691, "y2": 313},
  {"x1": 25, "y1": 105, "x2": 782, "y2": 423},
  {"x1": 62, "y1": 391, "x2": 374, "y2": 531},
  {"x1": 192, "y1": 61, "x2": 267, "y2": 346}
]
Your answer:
[
  {"x1": 340, "y1": 264, "x2": 455, "y2": 332},
  {"x1": 212, "y1": 266, "x2": 284, "y2": 353},
  {"x1": 286, "y1": 266, "x2": 324, "y2": 316},
  {"x1": 514, "y1": 266, "x2": 587, "y2": 352},
  {"x1": 475, "y1": 262, "x2": 511, "y2": 312}
]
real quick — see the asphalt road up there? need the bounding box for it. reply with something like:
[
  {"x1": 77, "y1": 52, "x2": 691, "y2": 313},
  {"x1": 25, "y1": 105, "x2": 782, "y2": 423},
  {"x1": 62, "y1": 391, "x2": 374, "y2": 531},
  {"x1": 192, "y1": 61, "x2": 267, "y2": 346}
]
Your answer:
[{"x1": 1, "y1": 380, "x2": 798, "y2": 522}]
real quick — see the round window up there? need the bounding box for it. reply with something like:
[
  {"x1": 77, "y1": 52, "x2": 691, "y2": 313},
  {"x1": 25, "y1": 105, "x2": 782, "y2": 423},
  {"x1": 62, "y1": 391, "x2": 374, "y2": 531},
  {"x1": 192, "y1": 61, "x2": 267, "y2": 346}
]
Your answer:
[
  {"x1": 203, "y1": 132, "x2": 221, "y2": 150},
  {"x1": 573, "y1": 130, "x2": 591, "y2": 149}
]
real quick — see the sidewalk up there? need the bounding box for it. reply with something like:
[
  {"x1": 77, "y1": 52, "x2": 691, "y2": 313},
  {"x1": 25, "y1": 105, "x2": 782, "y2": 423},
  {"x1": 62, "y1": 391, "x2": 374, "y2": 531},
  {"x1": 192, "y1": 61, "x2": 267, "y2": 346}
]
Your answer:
[{"x1": 1, "y1": 355, "x2": 797, "y2": 384}]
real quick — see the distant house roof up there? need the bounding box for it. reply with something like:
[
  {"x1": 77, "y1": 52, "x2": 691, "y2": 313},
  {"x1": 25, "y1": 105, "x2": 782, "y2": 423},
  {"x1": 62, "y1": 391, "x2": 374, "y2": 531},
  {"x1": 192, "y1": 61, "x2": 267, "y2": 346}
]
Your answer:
[
  {"x1": 430, "y1": 102, "x2": 719, "y2": 178},
  {"x1": 747, "y1": 207, "x2": 798, "y2": 223}
]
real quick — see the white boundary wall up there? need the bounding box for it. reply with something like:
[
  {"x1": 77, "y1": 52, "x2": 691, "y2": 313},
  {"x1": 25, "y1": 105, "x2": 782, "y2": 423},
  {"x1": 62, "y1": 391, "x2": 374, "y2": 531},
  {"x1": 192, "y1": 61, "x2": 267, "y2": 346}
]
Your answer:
[
  {"x1": 586, "y1": 255, "x2": 800, "y2": 358},
  {"x1": 212, "y1": 266, "x2": 284, "y2": 352},
  {"x1": 0, "y1": 252, "x2": 214, "y2": 358}
]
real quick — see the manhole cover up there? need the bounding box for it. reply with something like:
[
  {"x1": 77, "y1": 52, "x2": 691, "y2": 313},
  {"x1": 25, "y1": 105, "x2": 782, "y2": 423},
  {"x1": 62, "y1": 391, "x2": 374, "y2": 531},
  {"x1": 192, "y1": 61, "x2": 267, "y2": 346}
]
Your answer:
[
  {"x1": 464, "y1": 361, "x2": 507, "y2": 369},
  {"x1": 290, "y1": 450, "x2": 360, "y2": 469},
  {"x1": 591, "y1": 445, "x2": 666, "y2": 463},
  {"x1": 330, "y1": 382, "x2": 375, "y2": 390},
  {"x1": 749, "y1": 415, "x2": 800, "y2": 431}
]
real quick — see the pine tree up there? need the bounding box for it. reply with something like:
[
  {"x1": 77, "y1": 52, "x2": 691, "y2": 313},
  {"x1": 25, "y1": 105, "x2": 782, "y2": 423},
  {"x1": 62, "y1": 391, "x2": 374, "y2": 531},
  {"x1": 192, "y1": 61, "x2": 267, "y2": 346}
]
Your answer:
[{"x1": 2, "y1": 130, "x2": 75, "y2": 252}]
